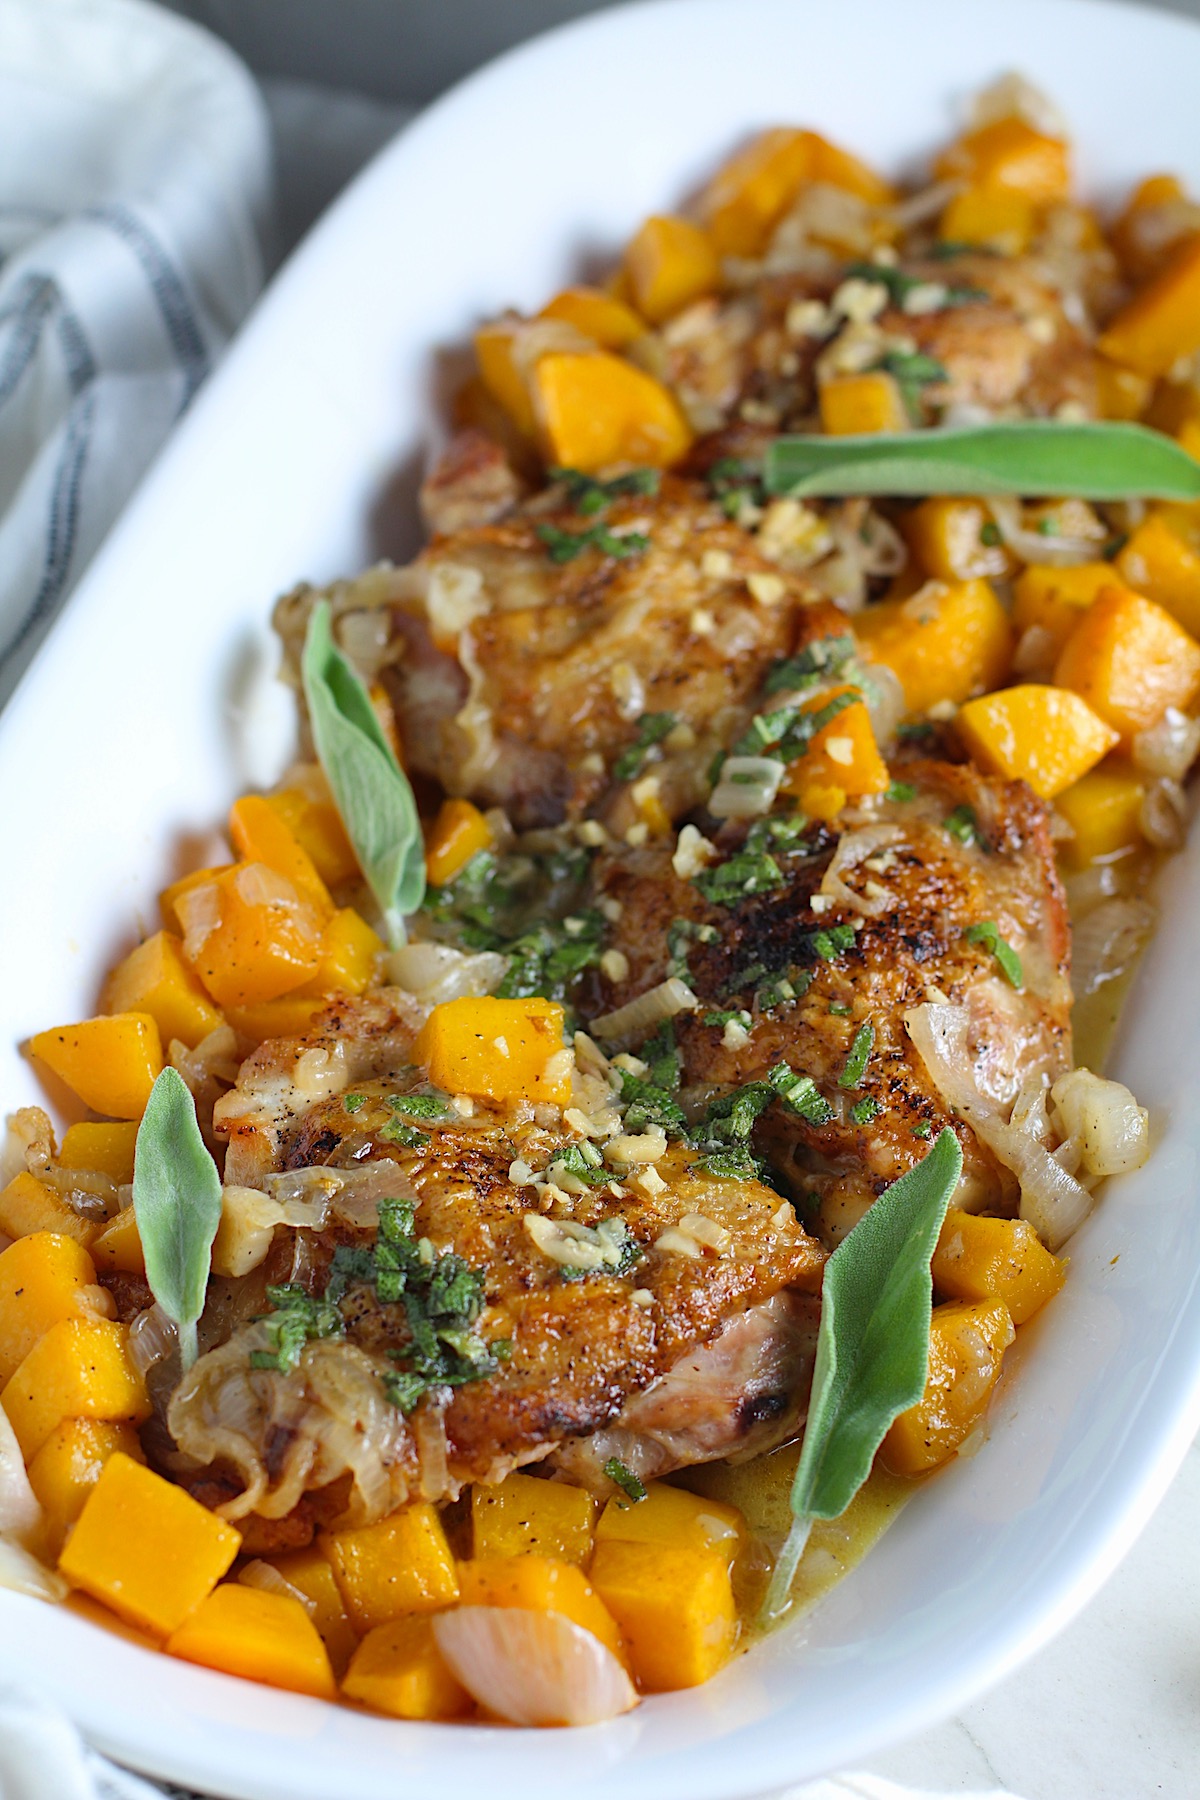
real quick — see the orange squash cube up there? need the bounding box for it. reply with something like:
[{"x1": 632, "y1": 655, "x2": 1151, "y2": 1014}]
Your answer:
[
  {"x1": 223, "y1": 994, "x2": 326, "y2": 1045},
  {"x1": 532, "y1": 351, "x2": 692, "y2": 471},
  {"x1": 903, "y1": 497, "x2": 1015, "y2": 583},
  {"x1": 175, "y1": 864, "x2": 324, "y2": 1009},
  {"x1": 589, "y1": 1539, "x2": 737, "y2": 1690},
  {"x1": 880, "y1": 1300, "x2": 1015, "y2": 1476},
  {"x1": 58, "y1": 1122, "x2": 138, "y2": 1185},
  {"x1": 0, "y1": 1232, "x2": 99, "y2": 1385},
  {"x1": 90, "y1": 1205, "x2": 145, "y2": 1277},
  {"x1": 59, "y1": 1453, "x2": 240, "y2": 1637},
  {"x1": 0, "y1": 1171, "x2": 98, "y2": 1249},
  {"x1": 819, "y1": 371, "x2": 909, "y2": 436},
  {"x1": 471, "y1": 1472, "x2": 597, "y2": 1565},
  {"x1": 956, "y1": 684, "x2": 1119, "y2": 798},
  {"x1": 266, "y1": 1547, "x2": 359, "y2": 1676},
  {"x1": 342, "y1": 1616, "x2": 470, "y2": 1719},
  {"x1": 103, "y1": 931, "x2": 225, "y2": 1050},
  {"x1": 1116, "y1": 509, "x2": 1200, "y2": 638},
  {"x1": 228, "y1": 795, "x2": 335, "y2": 918},
  {"x1": 938, "y1": 185, "x2": 1035, "y2": 253},
  {"x1": 322, "y1": 1503, "x2": 459, "y2": 1635},
  {"x1": 1095, "y1": 356, "x2": 1153, "y2": 422},
  {"x1": 1054, "y1": 586, "x2": 1200, "y2": 743},
  {"x1": 701, "y1": 127, "x2": 816, "y2": 255},
  {"x1": 935, "y1": 116, "x2": 1070, "y2": 203},
  {"x1": 299, "y1": 908, "x2": 383, "y2": 999},
  {"x1": 855, "y1": 578, "x2": 1013, "y2": 715},
  {"x1": 265, "y1": 783, "x2": 359, "y2": 888},
  {"x1": 1011, "y1": 562, "x2": 1125, "y2": 660},
  {"x1": 1055, "y1": 765, "x2": 1146, "y2": 866},
  {"x1": 595, "y1": 1480, "x2": 745, "y2": 1568},
  {"x1": 475, "y1": 318, "x2": 537, "y2": 438},
  {"x1": 539, "y1": 285, "x2": 645, "y2": 347},
  {"x1": 1, "y1": 1316, "x2": 150, "y2": 1460},
  {"x1": 167, "y1": 1582, "x2": 336, "y2": 1699},
  {"x1": 806, "y1": 131, "x2": 893, "y2": 205},
  {"x1": 457, "y1": 1556, "x2": 626, "y2": 1665},
  {"x1": 27, "y1": 1013, "x2": 163, "y2": 1120},
  {"x1": 780, "y1": 684, "x2": 889, "y2": 818},
  {"x1": 27, "y1": 1418, "x2": 144, "y2": 1557},
  {"x1": 1099, "y1": 236, "x2": 1200, "y2": 378},
  {"x1": 1110, "y1": 173, "x2": 1187, "y2": 279},
  {"x1": 624, "y1": 215, "x2": 720, "y2": 325},
  {"x1": 414, "y1": 995, "x2": 569, "y2": 1106},
  {"x1": 425, "y1": 797, "x2": 493, "y2": 889},
  {"x1": 932, "y1": 1211, "x2": 1065, "y2": 1325}
]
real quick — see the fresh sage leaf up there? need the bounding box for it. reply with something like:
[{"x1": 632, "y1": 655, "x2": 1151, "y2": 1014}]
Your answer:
[
  {"x1": 761, "y1": 1126, "x2": 963, "y2": 1622},
  {"x1": 301, "y1": 599, "x2": 425, "y2": 946},
  {"x1": 132, "y1": 1067, "x2": 224, "y2": 1372},
  {"x1": 765, "y1": 422, "x2": 1200, "y2": 501}
]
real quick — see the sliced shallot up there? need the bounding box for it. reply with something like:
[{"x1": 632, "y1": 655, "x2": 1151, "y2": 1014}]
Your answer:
[{"x1": 432, "y1": 1606, "x2": 638, "y2": 1727}]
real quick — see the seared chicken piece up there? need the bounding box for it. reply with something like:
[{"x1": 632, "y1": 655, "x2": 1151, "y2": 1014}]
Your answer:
[
  {"x1": 588, "y1": 755, "x2": 1071, "y2": 1242},
  {"x1": 167, "y1": 999, "x2": 825, "y2": 1529},
  {"x1": 275, "y1": 470, "x2": 821, "y2": 831}
]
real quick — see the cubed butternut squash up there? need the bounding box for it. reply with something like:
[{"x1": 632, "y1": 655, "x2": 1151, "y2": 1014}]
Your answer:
[
  {"x1": 956, "y1": 684, "x2": 1119, "y2": 798},
  {"x1": 1, "y1": 1316, "x2": 150, "y2": 1460},
  {"x1": 1055, "y1": 765, "x2": 1146, "y2": 866},
  {"x1": 266, "y1": 1547, "x2": 359, "y2": 1676},
  {"x1": 471, "y1": 1471, "x2": 597, "y2": 1564},
  {"x1": 779, "y1": 683, "x2": 889, "y2": 819},
  {"x1": 475, "y1": 318, "x2": 537, "y2": 438},
  {"x1": 27, "y1": 1418, "x2": 145, "y2": 1558},
  {"x1": 938, "y1": 185, "x2": 1035, "y2": 253},
  {"x1": 228, "y1": 795, "x2": 335, "y2": 918},
  {"x1": 1116, "y1": 509, "x2": 1200, "y2": 638},
  {"x1": 1098, "y1": 236, "x2": 1200, "y2": 378},
  {"x1": 414, "y1": 995, "x2": 570, "y2": 1106},
  {"x1": 855, "y1": 579, "x2": 1013, "y2": 715},
  {"x1": 1011, "y1": 562, "x2": 1125, "y2": 660},
  {"x1": 0, "y1": 1172, "x2": 98, "y2": 1249},
  {"x1": 102, "y1": 932, "x2": 225, "y2": 1050},
  {"x1": 341, "y1": 1616, "x2": 470, "y2": 1719},
  {"x1": 322, "y1": 1503, "x2": 459, "y2": 1634},
  {"x1": 902, "y1": 497, "x2": 1015, "y2": 583},
  {"x1": 538, "y1": 285, "x2": 645, "y2": 347},
  {"x1": 624, "y1": 215, "x2": 720, "y2": 324},
  {"x1": 532, "y1": 351, "x2": 693, "y2": 471},
  {"x1": 457, "y1": 1556, "x2": 626, "y2": 1666},
  {"x1": 59, "y1": 1453, "x2": 241, "y2": 1637},
  {"x1": 935, "y1": 116, "x2": 1070, "y2": 203},
  {"x1": 806, "y1": 132, "x2": 893, "y2": 205},
  {"x1": 701, "y1": 127, "x2": 817, "y2": 256},
  {"x1": 265, "y1": 782, "x2": 359, "y2": 887},
  {"x1": 0, "y1": 1232, "x2": 99, "y2": 1385},
  {"x1": 589, "y1": 1539, "x2": 738, "y2": 1691},
  {"x1": 880, "y1": 1299, "x2": 1015, "y2": 1476},
  {"x1": 1053, "y1": 586, "x2": 1200, "y2": 743},
  {"x1": 167, "y1": 1582, "x2": 336, "y2": 1699},
  {"x1": 425, "y1": 797, "x2": 493, "y2": 889},
  {"x1": 932, "y1": 1210, "x2": 1065, "y2": 1325},
  {"x1": 58, "y1": 1122, "x2": 138, "y2": 1186},
  {"x1": 26, "y1": 1013, "x2": 163, "y2": 1120},
  {"x1": 90, "y1": 1205, "x2": 145, "y2": 1277},
  {"x1": 175, "y1": 864, "x2": 324, "y2": 1009},
  {"x1": 298, "y1": 909, "x2": 383, "y2": 999},
  {"x1": 819, "y1": 371, "x2": 909, "y2": 436},
  {"x1": 595, "y1": 1480, "x2": 745, "y2": 1567},
  {"x1": 1110, "y1": 174, "x2": 1187, "y2": 280},
  {"x1": 224, "y1": 995, "x2": 326, "y2": 1045}
]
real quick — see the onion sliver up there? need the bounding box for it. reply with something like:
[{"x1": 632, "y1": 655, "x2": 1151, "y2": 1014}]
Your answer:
[
  {"x1": 0, "y1": 1404, "x2": 39, "y2": 1543},
  {"x1": 432, "y1": 1606, "x2": 639, "y2": 1727},
  {"x1": 906, "y1": 1002, "x2": 1093, "y2": 1250}
]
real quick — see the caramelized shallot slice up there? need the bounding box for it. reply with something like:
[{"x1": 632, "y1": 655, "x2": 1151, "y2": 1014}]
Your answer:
[{"x1": 432, "y1": 1606, "x2": 638, "y2": 1726}]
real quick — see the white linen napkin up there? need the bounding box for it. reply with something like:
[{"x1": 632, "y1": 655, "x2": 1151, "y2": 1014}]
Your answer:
[{"x1": 0, "y1": 0, "x2": 269, "y2": 708}]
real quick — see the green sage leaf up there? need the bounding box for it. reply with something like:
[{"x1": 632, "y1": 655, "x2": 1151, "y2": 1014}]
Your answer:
[
  {"x1": 301, "y1": 600, "x2": 425, "y2": 946},
  {"x1": 132, "y1": 1067, "x2": 224, "y2": 1372},
  {"x1": 765, "y1": 422, "x2": 1200, "y2": 501},
  {"x1": 761, "y1": 1125, "x2": 963, "y2": 1622}
]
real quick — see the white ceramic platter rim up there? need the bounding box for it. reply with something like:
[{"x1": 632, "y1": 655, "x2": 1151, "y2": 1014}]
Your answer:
[{"x1": 3, "y1": 0, "x2": 1200, "y2": 1795}]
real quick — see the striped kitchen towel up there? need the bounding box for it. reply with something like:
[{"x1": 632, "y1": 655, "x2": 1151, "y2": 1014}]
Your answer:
[{"x1": 0, "y1": 0, "x2": 269, "y2": 709}]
